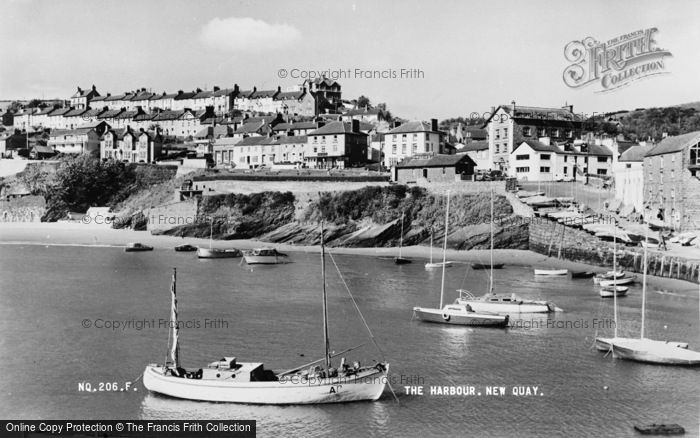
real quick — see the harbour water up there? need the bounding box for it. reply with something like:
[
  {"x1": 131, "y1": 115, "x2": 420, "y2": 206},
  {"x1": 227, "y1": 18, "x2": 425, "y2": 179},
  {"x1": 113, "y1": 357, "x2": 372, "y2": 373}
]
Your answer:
[{"x1": 0, "y1": 244, "x2": 698, "y2": 437}]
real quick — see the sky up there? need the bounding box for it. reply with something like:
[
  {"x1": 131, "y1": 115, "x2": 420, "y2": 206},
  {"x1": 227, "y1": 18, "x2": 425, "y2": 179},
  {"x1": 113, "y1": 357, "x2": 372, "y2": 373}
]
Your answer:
[{"x1": 1, "y1": 0, "x2": 699, "y2": 120}]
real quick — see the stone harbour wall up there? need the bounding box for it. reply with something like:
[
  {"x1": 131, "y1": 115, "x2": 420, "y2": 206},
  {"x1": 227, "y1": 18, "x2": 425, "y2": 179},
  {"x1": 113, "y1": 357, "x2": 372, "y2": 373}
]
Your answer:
[{"x1": 529, "y1": 217, "x2": 700, "y2": 284}]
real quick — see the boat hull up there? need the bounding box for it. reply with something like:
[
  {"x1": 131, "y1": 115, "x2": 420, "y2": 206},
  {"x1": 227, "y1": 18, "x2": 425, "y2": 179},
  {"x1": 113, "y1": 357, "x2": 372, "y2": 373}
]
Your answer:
[
  {"x1": 143, "y1": 365, "x2": 388, "y2": 404},
  {"x1": 394, "y1": 257, "x2": 412, "y2": 265},
  {"x1": 534, "y1": 269, "x2": 568, "y2": 276},
  {"x1": 425, "y1": 262, "x2": 453, "y2": 269},
  {"x1": 412, "y1": 307, "x2": 509, "y2": 327},
  {"x1": 455, "y1": 299, "x2": 553, "y2": 314},
  {"x1": 599, "y1": 277, "x2": 635, "y2": 287},
  {"x1": 197, "y1": 248, "x2": 241, "y2": 259},
  {"x1": 244, "y1": 255, "x2": 288, "y2": 264},
  {"x1": 595, "y1": 338, "x2": 700, "y2": 365},
  {"x1": 471, "y1": 263, "x2": 504, "y2": 270}
]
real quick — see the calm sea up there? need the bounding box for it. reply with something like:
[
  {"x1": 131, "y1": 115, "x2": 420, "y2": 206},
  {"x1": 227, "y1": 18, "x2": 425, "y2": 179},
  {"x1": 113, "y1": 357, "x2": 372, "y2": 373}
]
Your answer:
[{"x1": 0, "y1": 244, "x2": 698, "y2": 437}]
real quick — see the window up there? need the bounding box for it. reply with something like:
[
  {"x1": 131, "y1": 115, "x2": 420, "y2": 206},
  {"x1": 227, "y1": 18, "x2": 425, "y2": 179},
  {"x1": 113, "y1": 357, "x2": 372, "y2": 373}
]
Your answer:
[
  {"x1": 552, "y1": 129, "x2": 559, "y2": 137},
  {"x1": 597, "y1": 156, "x2": 607, "y2": 163},
  {"x1": 537, "y1": 128, "x2": 546, "y2": 137},
  {"x1": 597, "y1": 169, "x2": 607, "y2": 175},
  {"x1": 495, "y1": 130, "x2": 501, "y2": 140},
  {"x1": 690, "y1": 142, "x2": 700, "y2": 165},
  {"x1": 522, "y1": 127, "x2": 532, "y2": 136},
  {"x1": 564, "y1": 156, "x2": 568, "y2": 162},
  {"x1": 516, "y1": 154, "x2": 529, "y2": 160},
  {"x1": 412, "y1": 143, "x2": 418, "y2": 152},
  {"x1": 503, "y1": 128, "x2": 508, "y2": 139},
  {"x1": 540, "y1": 154, "x2": 550, "y2": 160},
  {"x1": 540, "y1": 166, "x2": 550, "y2": 173},
  {"x1": 563, "y1": 167, "x2": 568, "y2": 174},
  {"x1": 402, "y1": 144, "x2": 407, "y2": 154},
  {"x1": 516, "y1": 167, "x2": 530, "y2": 173},
  {"x1": 392, "y1": 144, "x2": 397, "y2": 154},
  {"x1": 626, "y1": 163, "x2": 631, "y2": 168}
]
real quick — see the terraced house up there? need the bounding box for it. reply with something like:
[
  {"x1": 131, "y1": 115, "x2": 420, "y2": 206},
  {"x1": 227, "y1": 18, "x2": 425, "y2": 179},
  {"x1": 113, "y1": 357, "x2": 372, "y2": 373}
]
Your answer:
[
  {"x1": 100, "y1": 126, "x2": 163, "y2": 163},
  {"x1": 509, "y1": 139, "x2": 614, "y2": 181},
  {"x1": 306, "y1": 120, "x2": 367, "y2": 169},
  {"x1": 382, "y1": 119, "x2": 444, "y2": 168},
  {"x1": 643, "y1": 131, "x2": 700, "y2": 231},
  {"x1": 47, "y1": 121, "x2": 109, "y2": 156}
]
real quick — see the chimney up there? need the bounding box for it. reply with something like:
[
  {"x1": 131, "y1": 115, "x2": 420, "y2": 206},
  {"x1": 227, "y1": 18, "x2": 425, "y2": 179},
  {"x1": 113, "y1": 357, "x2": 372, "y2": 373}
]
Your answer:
[
  {"x1": 233, "y1": 84, "x2": 240, "y2": 94},
  {"x1": 277, "y1": 86, "x2": 281, "y2": 93},
  {"x1": 91, "y1": 85, "x2": 96, "y2": 92},
  {"x1": 491, "y1": 106, "x2": 496, "y2": 114},
  {"x1": 252, "y1": 86, "x2": 257, "y2": 93},
  {"x1": 77, "y1": 86, "x2": 82, "y2": 93},
  {"x1": 317, "y1": 121, "x2": 325, "y2": 129},
  {"x1": 213, "y1": 86, "x2": 220, "y2": 92},
  {"x1": 177, "y1": 90, "x2": 183, "y2": 95},
  {"x1": 393, "y1": 120, "x2": 402, "y2": 128},
  {"x1": 511, "y1": 100, "x2": 516, "y2": 113},
  {"x1": 352, "y1": 119, "x2": 360, "y2": 133},
  {"x1": 196, "y1": 88, "x2": 202, "y2": 93},
  {"x1": 431, "y1": 118, "x2": 438, "y2": 132}
]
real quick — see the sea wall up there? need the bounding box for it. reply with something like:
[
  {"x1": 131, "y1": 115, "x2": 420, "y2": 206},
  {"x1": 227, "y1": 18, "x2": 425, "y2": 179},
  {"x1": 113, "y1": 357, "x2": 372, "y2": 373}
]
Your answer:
[
  {"x1": 528, "y1": 217, "x2": 700, "y2": 283},
  {"x1": 0, "y1": 195, "x2": 46, "y2": 222}
]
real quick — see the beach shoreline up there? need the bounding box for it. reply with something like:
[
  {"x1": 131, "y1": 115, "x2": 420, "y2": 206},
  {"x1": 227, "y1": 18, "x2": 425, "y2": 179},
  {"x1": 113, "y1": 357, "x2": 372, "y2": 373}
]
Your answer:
[{"x1": 2, "y1": 222, "x2": 698, "y2": 292}]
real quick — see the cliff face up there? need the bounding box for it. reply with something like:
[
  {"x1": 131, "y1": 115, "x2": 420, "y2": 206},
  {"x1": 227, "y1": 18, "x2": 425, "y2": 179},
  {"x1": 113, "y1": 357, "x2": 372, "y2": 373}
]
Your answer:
[{"x1": 153, "y1": 186, "x2": 529, "y2": 250}]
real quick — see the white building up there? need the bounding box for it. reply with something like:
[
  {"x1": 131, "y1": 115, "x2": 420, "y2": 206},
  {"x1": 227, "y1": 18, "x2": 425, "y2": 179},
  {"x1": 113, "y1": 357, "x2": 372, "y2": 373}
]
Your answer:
[
  {"x1": 382, "y1": 119, "x2": 443, "y2": 168},
  {"x1": 510, "y1": 139, "x2": 615, "y2": 181},
  {"x1": 613, "y1": 144, "x2": 653, "y2": 214}
]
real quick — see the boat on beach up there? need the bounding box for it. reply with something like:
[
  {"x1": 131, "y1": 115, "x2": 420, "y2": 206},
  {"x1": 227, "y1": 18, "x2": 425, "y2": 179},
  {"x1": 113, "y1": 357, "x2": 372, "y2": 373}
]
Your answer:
[
  {"x1": 144, "y1": 226, "x2": 390, "y2": 404},
  {"x1": 633, "y1": 423, "x2": 685, "y2": 435},
  {"x1": 593, "y1": 270, "x2": 625, "y2": 284},
  {"x1": 125, "y1": 242, "x2": 153, "y2": 252},
  {"x1": 534, "y1": 269, "x2": 568, "y2": 276},
  {"x1": 174, "y1": 244, "x2": 197, "y2": 252},
  {"x1": 243, "y1": 248, "x2": 289, "y2": 264}
]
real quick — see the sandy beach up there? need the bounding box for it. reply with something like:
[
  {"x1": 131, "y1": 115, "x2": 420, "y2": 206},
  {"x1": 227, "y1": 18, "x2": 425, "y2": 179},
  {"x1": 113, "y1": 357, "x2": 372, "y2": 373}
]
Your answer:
[{"x1": 1, "y1": 221, "x2": 698, "y2": 293}]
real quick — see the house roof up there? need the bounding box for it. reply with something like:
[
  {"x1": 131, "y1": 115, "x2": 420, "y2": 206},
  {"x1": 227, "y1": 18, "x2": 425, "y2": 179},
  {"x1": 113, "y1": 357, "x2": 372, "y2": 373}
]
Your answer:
[
  {"x1": 213, "y1": 137, "x2": 242, "y2": 147},
  {"x1": 152, "y1": 110, "x2": 192, "y2": 121},
  {"x1": 31, "y1": 145, "x2": 55, "y2": 154},
  {"x1": 585, "y1": 144, "x2": 614, "y2": 156},
  {"x1": 174, "y1": 91, "x2": 197, "y2": 100},
  {"x1": 463, "y1": 127, "x2": 487, "y2": 138},
  {"x1": 235, "y1": 136, "x2": 273, "y2": 146},
  {"x1": 485, "y1": 104, "x2": 584, "y2": 125},
  {"x1": 49, "y1": 108, "x2": 71, "y2": 116},
  {"x1": 234, "y1": 121, "x2": 267, "y2": 134},
  {"x1": 308, "y1": 121, "x2": 366, "y2": 136},
  {"x1": 50, "y1": 126, "x2": 98, "y2": 137},
  {"x1": 275, "y1": 90, "x2": 305, "y2": 100},
  {"x1": 516, "y1": 139, "x2": 562, "y2": 154},
  {"x1": 344, "y1": 107, "x2": 380, "y2": 116},
  {"x1": 619, "y1": 144, "x2": 653, "y2": 162},
  {"x1": 250, "y1": 89, "x2": 278, "y2": 99},
  {"x1": 133, "y1": 112, "x2": 156, "y2": 121},
  {"x1": 82, "y1": 108, "x2": 104, "y2": 118},
  {"x1": 645, "y1": 131, "x2": 700, "y2": 157},
  {"x1": 131, "y1": 91, "x2": 155, "y2": 101},
  {"x1": 98, "y1": 109, "x2": 123, "y2": 119},
  {"x1": 273, "y1": 135, "x2": 307, "y2": 144},
  {"x1": 37, "y1": 107, "x2": 57, "y2": 115},
  {"x1": 458, "y1": 140, "x2": 489, "y2": 152},
  {"x1": 64, "y1": 108, "x2": 88, "y2": 117},
  {"x1": 396, "y1": 154, "x2": 476, "y2": 168},
  {"x1": 387, "y1": 121, "x2": 438, "y2": 134}
]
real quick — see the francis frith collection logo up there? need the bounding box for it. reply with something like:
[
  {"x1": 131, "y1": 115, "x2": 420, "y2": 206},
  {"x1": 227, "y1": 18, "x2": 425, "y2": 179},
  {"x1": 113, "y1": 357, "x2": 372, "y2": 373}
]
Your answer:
[{"x1": 563, "y1": 27, "x2": 672, "y2": 92}]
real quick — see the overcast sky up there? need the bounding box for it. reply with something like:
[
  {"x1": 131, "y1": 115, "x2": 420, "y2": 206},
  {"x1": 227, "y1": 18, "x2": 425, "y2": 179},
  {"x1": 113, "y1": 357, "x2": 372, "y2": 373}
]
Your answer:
[{"x1": 1, "y1": 0, "x2": 698, "y2": 120}]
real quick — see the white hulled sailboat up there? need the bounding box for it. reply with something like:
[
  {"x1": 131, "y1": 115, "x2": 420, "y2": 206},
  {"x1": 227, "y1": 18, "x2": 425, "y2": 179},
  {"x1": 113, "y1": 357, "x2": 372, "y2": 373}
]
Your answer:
[
  {"x1": 595, "y1": 213, "x2": 700, "y2": 365},
  {"x1": 144, "y1": 226, "x2": 390, "y2": 403}
]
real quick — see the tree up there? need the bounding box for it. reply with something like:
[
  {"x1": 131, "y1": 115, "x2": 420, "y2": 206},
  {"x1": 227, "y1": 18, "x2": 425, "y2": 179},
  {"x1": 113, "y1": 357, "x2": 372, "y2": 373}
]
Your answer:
[{"x1": 357, "y1": 95, "x2": 371, "y2": 109}]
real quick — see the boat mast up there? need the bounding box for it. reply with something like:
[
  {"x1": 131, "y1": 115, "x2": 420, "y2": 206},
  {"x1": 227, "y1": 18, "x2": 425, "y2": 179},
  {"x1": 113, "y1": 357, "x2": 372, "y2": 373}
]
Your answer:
[
  {"x1": 439, "y1": 191, "x2": 450, "y2": 308},
  {"x1": 429, "y1": 229, "x2": 433, "y2": 264},
  {"x1": 641, "y1": 206, "x2": 650, "y2": 339},
  {"x1": 169, "y1": 268, "x2": 180, "y2": 369},
  {"x1": 612, "y1": 218, "x2": 618, "y2": 338},
  {"x1": 209, "y1": 217, "x2": 213, "y2": 250},
  {"x1": 489, "y1": 187, "x2": 494, "y2": 294},
  {"x1": 399, "y1": 212, "x2": 404, "y2": 258},
  {"x1": 320, "y1": 222, "x2": 331, "y2": 369}
]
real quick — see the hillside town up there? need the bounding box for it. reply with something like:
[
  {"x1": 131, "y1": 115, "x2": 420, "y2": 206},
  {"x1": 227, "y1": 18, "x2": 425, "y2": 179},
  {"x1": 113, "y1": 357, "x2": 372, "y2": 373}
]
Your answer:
[{"x1": 1, "y1": 78, "x2": 698, "y2": 233}]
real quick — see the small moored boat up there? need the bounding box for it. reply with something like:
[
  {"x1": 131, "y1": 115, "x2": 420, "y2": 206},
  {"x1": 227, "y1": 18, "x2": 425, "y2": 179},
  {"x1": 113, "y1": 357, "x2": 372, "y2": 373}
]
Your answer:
[
  {"x1": 413, "y1": 303, "x2": 509, "y2": 327},
  {"x1": 633, "y1": 423, "x2": 685, "y2": 435},
  {"x1": 174, "y1": 244, "x2": 197, "y2": 252},
  {"x1": 534, "y1": 269, "x2": 568, "y2": 276},
  {"x1": 455, "y1": 290, "x2": 561, "y2": 314},
  {"x1": 197, "y1": 247, "x2": 242, "y2": 259},
  {"x1": 471, "y1": 263, "x2": 504, "y2": 270},
  {"x1": 571, "y1": 271, "x2": 595, "y2": 279},
  {"x1": 599, "y1": 286, "x2": 629, "y2": 297},
  {"x1": 599, "y1": 275, "x2": 636, "y2": 287},
  {"x1": 244, "y1": 248, "x2": 289, "y2": 264},
  {"x1": 125, "y1": 242, "x2": 153, "y2": 252}
]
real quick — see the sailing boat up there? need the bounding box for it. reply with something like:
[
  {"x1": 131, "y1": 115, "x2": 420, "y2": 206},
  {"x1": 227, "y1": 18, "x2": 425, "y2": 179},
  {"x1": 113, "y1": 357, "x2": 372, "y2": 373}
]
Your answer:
[
  {"x1": 413, "y1": 191, "x2": 509, "y2": 327},
  {"x1": 394, "y1": 212, "x2": 412, "y2": 264},
  {"x1": 197, "y1": 217, "x2": 241, "y2": 258},
  {"x1": 425, "y1": 228, "x2": 454, "y2": 269},
  {"x1": 456, "y1": 188, "x2": 561, "y2": 314},
  {"x1": 595, "y1": 212, "x2": 700, "y2": 365},
  {"x1": 144, "y1": 231, "x2": 390, "y2": 403}
]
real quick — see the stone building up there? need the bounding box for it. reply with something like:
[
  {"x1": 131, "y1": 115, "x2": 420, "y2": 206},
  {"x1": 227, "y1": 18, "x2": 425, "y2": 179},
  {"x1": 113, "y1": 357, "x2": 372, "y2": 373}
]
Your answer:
[
  {"x1": 394, "y1": 154, "x2": 476, "y2": 183},
  {"x1": 643, "y1": 131, "x2": 700, "y2": 230}
]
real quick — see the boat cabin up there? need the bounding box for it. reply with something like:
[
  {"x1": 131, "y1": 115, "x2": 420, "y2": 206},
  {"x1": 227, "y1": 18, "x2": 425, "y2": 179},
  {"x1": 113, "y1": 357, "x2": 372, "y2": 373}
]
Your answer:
[{"x1": 202, "y1": 357, "x2": 276, "y2": 382}]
